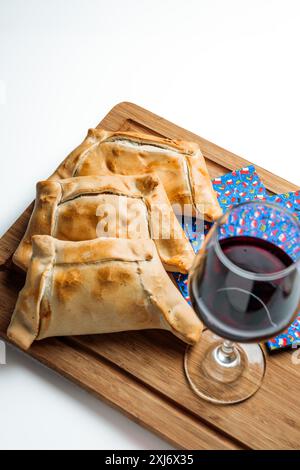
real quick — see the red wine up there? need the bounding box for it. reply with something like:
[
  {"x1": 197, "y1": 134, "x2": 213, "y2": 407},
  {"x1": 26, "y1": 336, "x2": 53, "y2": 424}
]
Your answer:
[{"x1": 190, "y1": 236, "x2": 300, "y2": 342}]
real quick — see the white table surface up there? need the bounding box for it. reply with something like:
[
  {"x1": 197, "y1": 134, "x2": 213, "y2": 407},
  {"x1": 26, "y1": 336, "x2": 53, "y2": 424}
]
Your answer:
[{"x1": 0, "y1": 0, "x2": 299, "y2": 450}]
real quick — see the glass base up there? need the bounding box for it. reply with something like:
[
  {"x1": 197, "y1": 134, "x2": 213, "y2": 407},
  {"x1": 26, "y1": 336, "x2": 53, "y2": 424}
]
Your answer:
[{"x1": 184, "y1": 330, "x2": 266, "y2": 405}]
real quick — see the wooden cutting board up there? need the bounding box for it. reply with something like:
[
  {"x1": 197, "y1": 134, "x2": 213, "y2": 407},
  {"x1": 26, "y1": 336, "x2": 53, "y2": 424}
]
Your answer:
[{"x1": 0, "y1": 102, "x2": 299, "y2": 450}]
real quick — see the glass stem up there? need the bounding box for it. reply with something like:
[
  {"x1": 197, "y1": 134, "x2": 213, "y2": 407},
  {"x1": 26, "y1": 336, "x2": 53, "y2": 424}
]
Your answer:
[{"x1": 214, "y1": 340, "x2": 239, "y2": 367}]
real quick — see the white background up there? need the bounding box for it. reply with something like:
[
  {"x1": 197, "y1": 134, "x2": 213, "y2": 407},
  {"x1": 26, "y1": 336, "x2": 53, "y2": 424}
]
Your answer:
[{"x1": 0, "y1": 0, "x2": 300, "y2": 450}]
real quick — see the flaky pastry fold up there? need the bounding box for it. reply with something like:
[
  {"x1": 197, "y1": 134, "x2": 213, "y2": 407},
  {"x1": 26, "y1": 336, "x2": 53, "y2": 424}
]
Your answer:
[
  {"x1": 8, "y1": 236, "x2": 202, "y2": 350},
  {"x1": 51, "y1": 128, "x2": 222, "y2": 221},
  {"x1": 13, "y1": 174, "x2": 194, "y2": 273}
]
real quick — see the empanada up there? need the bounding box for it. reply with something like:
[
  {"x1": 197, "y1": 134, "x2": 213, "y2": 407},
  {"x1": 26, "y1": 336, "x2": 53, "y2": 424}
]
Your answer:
[
  {"x1": 51, "y1": 128, "x2": 222, "y2": 221},
  {"x1": 13, "y1": 174, "x2": 194, "y2": 273},
  {"x1": 7, "y1": 236, "x2": 202, "y2": 350}
]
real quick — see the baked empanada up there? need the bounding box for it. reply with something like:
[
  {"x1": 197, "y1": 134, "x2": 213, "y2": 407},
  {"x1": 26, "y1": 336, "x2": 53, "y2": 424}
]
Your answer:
[
  {"x1": 13, "y1": 174, "x2": 194, "y2": 273},
  {"x1": 7, "y1": 236, "x2": 202, "y2": 350},
  {"x1": 51, "y1": 128, "x2": 222, "y2": 221}
]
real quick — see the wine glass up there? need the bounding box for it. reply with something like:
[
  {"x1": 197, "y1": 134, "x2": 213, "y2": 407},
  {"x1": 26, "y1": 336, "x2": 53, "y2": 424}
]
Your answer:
[{"x1": 185, "y1": 201, "x2": 300, "y2": 404}]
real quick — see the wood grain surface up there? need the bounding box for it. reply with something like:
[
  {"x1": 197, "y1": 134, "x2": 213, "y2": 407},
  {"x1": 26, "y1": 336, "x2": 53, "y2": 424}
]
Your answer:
[{"x1": 0, "y1": 102, "x2": 299, "y2": 450}]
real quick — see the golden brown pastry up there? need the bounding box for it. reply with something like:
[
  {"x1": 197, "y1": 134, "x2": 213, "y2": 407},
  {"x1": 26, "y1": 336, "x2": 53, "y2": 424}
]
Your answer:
[
  {"x1": 51, "y1": 128, "x2": 222, "y2": 221},
  {"x1": 13, "y1": 174, "x2": 195, "y2": 273},
  {"x1": 7, "y1": 236, "x2": 202, "y2": 350}
]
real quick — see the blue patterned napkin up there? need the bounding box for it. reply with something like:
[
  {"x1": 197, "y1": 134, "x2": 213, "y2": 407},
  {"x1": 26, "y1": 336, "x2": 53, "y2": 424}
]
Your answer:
[
  {"x1": 173, "y1": 168, "x2": 300, "y2": 351},
  {"x1": 263, "y1": 191, "x2": 300, "y2": 351},
  {"x1": 212, "y1": 165, "x2": 266, "y2": 208},
  {"x1": 264, "y1": 191, "x2": 300, "y2": 220},
  {"x1": 173, "y1": 165, "x2": 267, "y2": 302}
]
